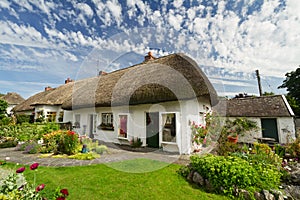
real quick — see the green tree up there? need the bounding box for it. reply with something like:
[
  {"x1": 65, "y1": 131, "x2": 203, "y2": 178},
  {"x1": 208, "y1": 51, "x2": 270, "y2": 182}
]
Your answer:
[
  {"x1": 0, "y1": 99, "x2": 8, "y2": 119},
  {"x1": 263, "y1": 91, "x2": 275, "y2": 96},
  {"x1": 278, "y1": 67, "x2": 300, "y2": 116}
]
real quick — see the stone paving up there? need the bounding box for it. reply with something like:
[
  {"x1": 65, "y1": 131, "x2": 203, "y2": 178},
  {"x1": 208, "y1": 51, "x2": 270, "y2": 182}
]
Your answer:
[{"x1": 0, "y1": 146, "x2": 190, "y2": 167}]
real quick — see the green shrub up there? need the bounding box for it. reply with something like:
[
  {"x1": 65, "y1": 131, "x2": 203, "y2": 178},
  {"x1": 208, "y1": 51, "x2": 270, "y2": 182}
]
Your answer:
[
  {"x1": 0, "y1": 137, "x2": 17, "y2": 148},
  {"x1": 286, "y1": 138, "x2": 300, "y2": 159},
  {"x1": 130, "y1": 137, "x2": 143, "y2": 148},
  {"x1": 94, "y1": 145, "x2": 108, "y2": 154},
  {"x1": 190, "y1": 154, "x2": 281, "y2": 197},
  {"x1": 68, "y1": 152, "x2": 100, "y2": 160},
  {"x1": 16, "y1": 114, "x2": 31, "y2": 124},
  {"x1": 23, "y1": 141, "x2": 41, "y2": 154},
  {"x1": 274, "y1": 144, "x2": 286, "y2": 158}
]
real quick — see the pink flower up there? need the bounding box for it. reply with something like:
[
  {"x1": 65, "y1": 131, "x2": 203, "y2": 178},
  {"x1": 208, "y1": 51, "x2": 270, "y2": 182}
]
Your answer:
[
  {"x1": 36, "y1": 184, "x2": 45, "y2": 192},
  {"x1": 16, "y1": 166, "x2": 25, "y2": 173},
  {"x1": 30, "y1": 162, "x2": 39, "y2": 170},
  {"x1": 56, "y1": 197, "x2": 66, "y2": 200},
  {"x1": 60, "y1": 188, "x2": 69, "y2": 196}
]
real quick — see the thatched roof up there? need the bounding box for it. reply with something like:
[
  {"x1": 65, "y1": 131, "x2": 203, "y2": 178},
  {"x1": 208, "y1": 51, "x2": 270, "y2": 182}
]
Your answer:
[
  {"x1": 12, "y1": 91, "x2": 50, "y2": 113},
  {"x1": 62, "y1": 53, "x2": 218, "y2": 110},
  {"x1": 213, "y1": 95, "x2": 294, "y2": 117},
  {"x1": 0, "y1": 92, "x2": 24, "y2": 105}
]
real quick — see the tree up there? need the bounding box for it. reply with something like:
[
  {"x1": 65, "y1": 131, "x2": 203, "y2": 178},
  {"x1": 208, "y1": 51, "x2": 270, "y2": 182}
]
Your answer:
[
  {"x1": 0, "y1": 99, "x2": 8, "y2": 119},
  {"x1": 278, "y1": 67, "x2": 300, "y2": 116},
  {"x1": 262, "y1": 91, "x2": 275, "y2": 96}
]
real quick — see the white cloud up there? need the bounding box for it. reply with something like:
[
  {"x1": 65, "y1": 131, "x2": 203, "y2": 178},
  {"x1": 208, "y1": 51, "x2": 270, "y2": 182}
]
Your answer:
[
  {"x1": 173, "y1": 0, "x2": 183, "y2": 8},
  {"x1": 0, "y1": 0, "x2": 10, "y2": 9},
  {"x1": 77, "y1": 3, "x2": 94, "y2": 18}
]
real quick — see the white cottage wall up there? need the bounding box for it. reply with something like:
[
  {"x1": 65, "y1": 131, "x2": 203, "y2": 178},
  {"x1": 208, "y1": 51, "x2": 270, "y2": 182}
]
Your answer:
[{"x1": 277, "y1": 117, "x2": 296, "y2": 143}]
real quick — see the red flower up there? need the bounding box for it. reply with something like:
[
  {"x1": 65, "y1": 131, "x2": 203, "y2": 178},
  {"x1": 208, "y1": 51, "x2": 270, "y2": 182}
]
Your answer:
[
  {"x1": 36, "y1": 184, "x2": 45, "y2": 192},
  {"x1": 60, "y1": 188, "x2": 69, "y2": 196},
  {"x1": 56, "y1": 197, "x2": 66, "y2": 200},
  {"x1": 30, "y1": 162, "x2": 39, "y2": 170},
  {"x1": 16, "y1": 166, "x2": 25, "y2": 173}
]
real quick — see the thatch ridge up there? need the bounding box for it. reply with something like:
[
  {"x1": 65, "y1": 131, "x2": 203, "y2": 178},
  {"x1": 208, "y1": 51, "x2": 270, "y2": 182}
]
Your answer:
[{"x1": 0, "y1": 92, "x2": 24, "y2": 105}]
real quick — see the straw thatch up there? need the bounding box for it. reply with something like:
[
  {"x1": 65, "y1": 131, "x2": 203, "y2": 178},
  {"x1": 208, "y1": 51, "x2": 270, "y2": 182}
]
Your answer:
[
  {"x1": 0, "y1": 92, "x2": 24, "y2": 105},
  {"x1": 62, "y1": 53, "x2": 218, "y2": 110},
  {"x1": 12, "y1": 91, "x2": 51, "y2": 113},
  {"x1": 213, "y1": 95, "x2": 294, "y2": 117}
]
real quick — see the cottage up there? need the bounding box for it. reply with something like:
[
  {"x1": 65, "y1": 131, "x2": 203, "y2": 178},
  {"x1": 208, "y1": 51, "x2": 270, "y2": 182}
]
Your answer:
[
  {"x1": 214, "y1": 95, "x2": 296, "y2": 144},
  {"x1": 61, "y1": 53, "x2": 218, "y2": 154},
  {"x1": 0, "y1": 92, "x2": 24, "y2": 115},
  {"x1": 13, "y1": 79, "x2": 77, "y2": 123}
]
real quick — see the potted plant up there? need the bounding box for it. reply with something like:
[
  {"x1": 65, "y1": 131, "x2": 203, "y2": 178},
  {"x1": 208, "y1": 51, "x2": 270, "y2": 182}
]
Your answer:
[{"x1": 223, "y1": 118, "x2": 257, "y2": 143}]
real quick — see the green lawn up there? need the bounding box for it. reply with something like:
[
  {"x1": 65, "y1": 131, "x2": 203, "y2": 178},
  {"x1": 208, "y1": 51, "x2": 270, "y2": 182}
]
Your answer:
[{"x1": 2, "y1": 159, "x2": 229, "y2": 200}]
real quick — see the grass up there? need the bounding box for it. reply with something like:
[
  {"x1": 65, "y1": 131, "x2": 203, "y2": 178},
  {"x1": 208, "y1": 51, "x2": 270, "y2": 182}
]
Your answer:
[{"x1": 1, "y1": 159, "x2": 229, "y2": 200}]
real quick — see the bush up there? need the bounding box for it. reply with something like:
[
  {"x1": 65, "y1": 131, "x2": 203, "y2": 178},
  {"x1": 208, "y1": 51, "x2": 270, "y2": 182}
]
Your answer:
[
  {"x1": 24, "y1": 141, "x2": 40, "y2": 154},
  {"x1": 190, "y1": 154, "x2": 281, "y2": 197},
  {"x1": 56, "y1": 130, "x2": 79, "y2": 155},
  {"x1": 68, "y1": 152, "x2": 100, "y2": 160},
  {"x1": 94, "y1": 145, "x2": 108, "y2": 154},
  {"x1": 16, "y1": 114, "x2": 31, "y2": 124},
  {"x1": 286, "y1": 138, "x2": 300, "y2": 159},
  {"x1": 0, "y1": 137, "x2": 17, "y2": 148},
  {"x1": 130, "y1": 137, "x2": 143, "y2": 148}
]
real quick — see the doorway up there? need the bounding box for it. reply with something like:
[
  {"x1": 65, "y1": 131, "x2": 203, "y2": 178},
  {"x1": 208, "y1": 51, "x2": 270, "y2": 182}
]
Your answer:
[
  {"x1": 146, "y1": 112, "x2": 159, "y2": 148},
  {"x1": 261, "y1": 118, "x2": 279, "y2": 142},
  {"x1": 89, "y1": 114, "x2": 97, "y2": 139}
]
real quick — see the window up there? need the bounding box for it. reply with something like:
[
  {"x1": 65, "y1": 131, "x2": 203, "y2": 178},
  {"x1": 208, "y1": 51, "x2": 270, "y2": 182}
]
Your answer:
[
  {"x1": 58, "y1": 111, "x2": 64, "y2": 122},
  {"x1": 47, "y1": 112, "x2": 56, "y2": 122},
  {"x1": 99, "y1": 113, "x2": 114, "y2": 131},
  {"x1": 74, "y1": 114, "x2": 80, "y2": 128},
  {"x1": 162, "y1": 113, "x2": 176, "y2": 142},
  {"x1": 118, "y1": 115, "x2": 128, "y2": 138}
]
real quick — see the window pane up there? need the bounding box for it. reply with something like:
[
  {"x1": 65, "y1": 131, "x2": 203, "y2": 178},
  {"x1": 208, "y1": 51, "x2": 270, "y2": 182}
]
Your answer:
[
  {"x1": 162, "y1": 113, "x2": 176, "y2": 142},
  {"x1": 119, "y1": 115, "x2": 127, "y2": 138},
  {"x1": 100, "y1": 113, "x2": 114, "y2": 131}
]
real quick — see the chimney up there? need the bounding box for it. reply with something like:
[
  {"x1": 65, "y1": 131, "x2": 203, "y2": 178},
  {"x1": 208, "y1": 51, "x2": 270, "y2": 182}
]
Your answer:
[
  {"x1": 65, "y1": 78, "x2": 73, "y2": 84},
  {"x1": 144, "y1": 51, "x2": 156, "y2": 62},
  {"x1": 98, "y1": 71, "x2": 108, "y2": 76},
  {"x1": 45, "y1": 86, "x2": 52, "y2": 91}
]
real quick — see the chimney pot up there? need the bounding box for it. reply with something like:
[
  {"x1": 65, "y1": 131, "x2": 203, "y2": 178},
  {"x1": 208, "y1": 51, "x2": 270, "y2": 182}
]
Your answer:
[
  {"x1": 98, "y1": 71, "x2": 107, "y2": 76},
  {"x1": 65, "y1": 78, "x2": 73, "y2": 84},
  {"x1": 45, "y1": 86, "x2": 52, "y2": 91},
  {"x1": 144, "y1": 51, "x2": 156, "y2": 62}
]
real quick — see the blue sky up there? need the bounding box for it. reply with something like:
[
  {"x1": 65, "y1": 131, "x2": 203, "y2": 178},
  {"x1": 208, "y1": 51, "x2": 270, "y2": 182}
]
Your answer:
[{"x1": 0, "y1": 0, "x2": 299, "y2": 99}]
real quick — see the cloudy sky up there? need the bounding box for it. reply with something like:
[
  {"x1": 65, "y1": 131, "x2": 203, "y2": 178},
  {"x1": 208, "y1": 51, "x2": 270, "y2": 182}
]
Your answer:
[{"x1": 0, "y1": 0, "x2": 299, "y2": 99}]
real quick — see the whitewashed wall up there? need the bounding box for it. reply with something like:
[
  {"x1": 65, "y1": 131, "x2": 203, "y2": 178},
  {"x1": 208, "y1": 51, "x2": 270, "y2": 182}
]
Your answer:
[
  {"x1": 89, "y1": 98, "x2": 211, "y2": 154},
  {"x1": 277, "y1": 117, "x2": 296, "y2": 143},
  {"x1": 229, "y1": 117, "x2": 296, "y2": 144}
]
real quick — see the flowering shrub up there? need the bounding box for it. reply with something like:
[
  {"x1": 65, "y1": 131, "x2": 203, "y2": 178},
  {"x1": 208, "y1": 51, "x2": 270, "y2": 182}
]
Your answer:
[
  {"x1": 57, "y1": 130, "x2": 79, "y2": 155},
  {"x1": 191, "y1": 123, "x2": 208, "y2": 145},
  {"x1": 0, "y1": 162, "x2": 69, "y2": 200},
  {"x1": 190, "y1": 112, "x2": 222, "y2": 152},
  {"x1": 42, "y1": 130, "x2": 79, "y2": 155}
]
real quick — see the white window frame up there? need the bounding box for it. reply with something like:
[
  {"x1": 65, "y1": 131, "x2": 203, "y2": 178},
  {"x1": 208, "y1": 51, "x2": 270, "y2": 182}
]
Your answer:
[
  {"x1": 160, "y1": 112, "x2": 180, "y2": 145},
  {"x1": 118, "y1": 113, "x2": 129, "y2": 139},
  {"x1": 74, "y1": 114, "x2": 81, "y2": 128}
]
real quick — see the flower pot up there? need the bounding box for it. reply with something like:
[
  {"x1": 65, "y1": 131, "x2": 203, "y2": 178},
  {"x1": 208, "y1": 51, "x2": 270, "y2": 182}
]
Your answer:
[{"x1": 227, "y1": 135, "x2": 238, "y2": 144}]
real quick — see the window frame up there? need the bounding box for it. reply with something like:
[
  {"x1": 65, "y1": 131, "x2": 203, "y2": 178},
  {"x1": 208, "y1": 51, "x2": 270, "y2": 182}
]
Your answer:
[
  {"x1": 99, "y1": 113, "x2": 114, "y2": 131},
  {"x1": 118, "y1": 113, "x2": 129, "y2": 139},
  {"x1": 161, "y1": 112, "x2": 178, "y2": 144}
]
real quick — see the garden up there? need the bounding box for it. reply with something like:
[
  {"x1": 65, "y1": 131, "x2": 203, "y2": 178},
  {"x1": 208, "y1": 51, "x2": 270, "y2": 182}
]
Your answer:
[
  {"x1": 0, "y1": 112, "x2": 300, "y2": 199},
  {"x1": 181, "y1": 113, "x2": 300, "y2": 199}
]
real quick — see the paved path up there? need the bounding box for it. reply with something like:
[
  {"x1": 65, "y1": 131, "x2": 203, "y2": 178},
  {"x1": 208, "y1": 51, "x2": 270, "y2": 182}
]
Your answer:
[{"x1": 0, "y1": 146, "x2": 190, "y2": 167}]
